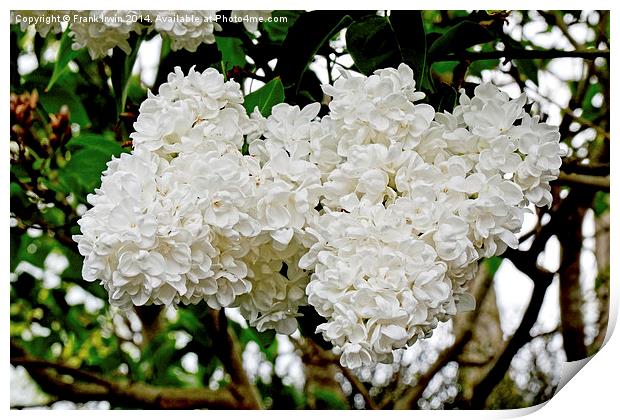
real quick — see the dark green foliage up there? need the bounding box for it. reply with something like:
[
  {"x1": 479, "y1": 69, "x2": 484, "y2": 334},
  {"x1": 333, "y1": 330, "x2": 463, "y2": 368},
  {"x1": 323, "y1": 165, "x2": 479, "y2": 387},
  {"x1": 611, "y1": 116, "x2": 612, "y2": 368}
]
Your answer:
[
  {"x1": 47, "y1": 30, "x2": 82, "y2": 91},
  {"x1": 110, "y1": 32, "x2": 145, "y2": 115},
  {"x1": 346, "y1": 12, "x2": 427, "y2": 85},
  {"x1": 276, "y1": 11, "x2": 353, "y2": 96},
  {"x1": 243, "y1": 78, "x2": 285, "y2": 117},
  {"x1": 427, "y1": 20, "x2": 495, "y2": 59},
  {"x1": 346, "y1": 15, "x2": 403, "y2": 74}
]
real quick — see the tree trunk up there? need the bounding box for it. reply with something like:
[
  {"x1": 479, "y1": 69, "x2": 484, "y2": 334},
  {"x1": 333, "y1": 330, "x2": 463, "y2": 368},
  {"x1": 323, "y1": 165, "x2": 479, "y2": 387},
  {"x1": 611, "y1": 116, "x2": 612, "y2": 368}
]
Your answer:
[{"x1": 557, "y1": 189, "x2": 593, "y2": 361}]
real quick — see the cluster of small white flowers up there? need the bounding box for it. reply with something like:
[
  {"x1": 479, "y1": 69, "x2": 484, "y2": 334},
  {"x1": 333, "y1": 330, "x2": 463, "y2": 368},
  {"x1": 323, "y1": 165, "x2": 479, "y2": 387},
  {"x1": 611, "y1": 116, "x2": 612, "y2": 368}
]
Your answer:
[
  {"x1": 70, "y1": 11, "x2": 143, "y2": 59},
  {"x1": 76, "y1": 63, "x2": 564, "y2": 368},
  {"x1": 13, "y1": 10, "x2": 272, "y2": 59},
  {"x1": 296, "y1": 64, "x2": 564, "y2": 368},
  {"x1": 152, "y1": 11, "x2": 222, "y2": 53},
  {"x1": 75, "y1": 66, "x2": 313, "y2": 335}
]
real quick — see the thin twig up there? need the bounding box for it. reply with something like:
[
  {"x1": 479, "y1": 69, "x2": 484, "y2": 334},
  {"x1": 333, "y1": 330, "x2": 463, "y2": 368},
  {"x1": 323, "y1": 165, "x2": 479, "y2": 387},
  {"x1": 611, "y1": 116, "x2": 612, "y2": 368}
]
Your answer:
[
  {"x1": 10, "y1": 357, "x2": 113, "y2": 388},
  {"x1": 303, "y1": 337, "x2": 378, "y2": 409},
  {"x1": 539, "y1": 11, "x2": 581, "y2": 50},
  {"x1": 434, "y1": 48, "x2": 609, "y2": 62},
  {"x1": 526, "y1": 88, "x2": 611, "y2": 141},
  {"x1": 340, "y1": 365, "x2": 379, "y2": 410},
  {"x1": 557, "y1": 172, "x2": 610, "y2": 191}
]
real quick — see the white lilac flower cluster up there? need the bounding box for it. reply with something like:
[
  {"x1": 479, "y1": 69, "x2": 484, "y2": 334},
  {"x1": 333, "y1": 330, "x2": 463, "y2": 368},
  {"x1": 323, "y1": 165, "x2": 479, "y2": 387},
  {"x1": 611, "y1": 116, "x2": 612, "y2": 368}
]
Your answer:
[
  {"x1": 12, "y1": 10, "x2": 271, "y2": 59},
  {"x1": 75, "y1": 64, "x2": 564, "y2": 368},
  {"x1": 297, "y1": 66, "x2": 565, "y2": 368}
]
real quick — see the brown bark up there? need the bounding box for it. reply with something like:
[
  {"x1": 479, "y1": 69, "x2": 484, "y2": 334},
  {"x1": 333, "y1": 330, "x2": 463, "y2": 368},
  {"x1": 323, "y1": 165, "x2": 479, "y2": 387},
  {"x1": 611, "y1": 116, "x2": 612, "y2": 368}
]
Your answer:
[
  {"x1": 456, "y1": 281, "x2": 503, "y2": 402},
  {"x1": 590, "y1": 212, "x2": 610, "y2": 353},
  {"x1": 204, "y1": 309, "x2": 263, "y2": 409},
  {"x1": 297, "y1": 338, "x2": 350, "y2": 409},
  {"x1": 557, "y1": 189, "x2": 594, "y2": 361},
  {"x1": 469, "y1": 270, "x2": 553, "y2": 408}
]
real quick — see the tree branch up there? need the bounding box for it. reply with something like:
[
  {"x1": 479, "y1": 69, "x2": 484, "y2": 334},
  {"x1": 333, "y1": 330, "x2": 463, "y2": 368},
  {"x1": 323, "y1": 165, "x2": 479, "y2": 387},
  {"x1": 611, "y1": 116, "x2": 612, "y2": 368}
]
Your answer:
[
  {"x1": 10, "y1": 343, "x2": 240, "y2": 409},
  {"x1": 292, "y1": 336, "x2": 376, "y2": 409},
  {"x1": 469, "y1": 269, "x2": 554, "y2": 408},
  {"x1": 561, "y1": 161, "x2": 610, "y2": 176},
  {"x1": 557, "y1": 193, "x2": 590, "y2": 361},
  {"x1": 204, "y1": 309, "x2": 263, "y2": 409},
  {"x1": 340, "y1": 364, "x2": 378, "y2": 410},
  {"x1": 556, "y1": 172, "x2": 610, "y2": 191},
  {"x1": 467, "y1": 187, "x2": 591, "y2": 407},
  {"x1": 434, "y1": 48, "x2": 609, "y2": 62}
]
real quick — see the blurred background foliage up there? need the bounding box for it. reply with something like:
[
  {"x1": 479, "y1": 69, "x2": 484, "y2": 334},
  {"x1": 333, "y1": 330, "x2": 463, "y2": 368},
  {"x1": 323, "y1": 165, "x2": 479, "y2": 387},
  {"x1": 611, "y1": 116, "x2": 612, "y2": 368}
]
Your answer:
[{"x1": 10, "y1": 10, "x2": 610, "y2": 410}]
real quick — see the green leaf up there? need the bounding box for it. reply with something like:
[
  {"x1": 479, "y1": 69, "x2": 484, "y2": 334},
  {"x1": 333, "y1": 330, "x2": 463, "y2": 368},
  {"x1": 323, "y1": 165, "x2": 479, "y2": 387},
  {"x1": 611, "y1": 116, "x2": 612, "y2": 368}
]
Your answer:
[
  {"x1": 39, "y1": 87, "x2": 91, "y2": 128},
  {"x1": 173, "y1": 309, "x2": 202, "y2": 334},
  {"x1": 468, "y1": 58, "x2": 499, "y2": 77},
  {"x1": 346, "y1": 13, "x2": 428, "y2": 83},
  {"x1": 264, "y1": 339, "x2": 279, "y2": 362},
  {"x1": 484, "y1": 256, "x2": 504, "y2": 277},
  {"x1": 238, "y1": 325, "x2": 276, "y2": 351},
  {"x1": 65, "y1": 133, "x2": 124, "y2": 156},
  {"x1": 243, "y1": 78, "x2": 285, "y2": 117},
  {"x1": 513, "y1": 59, "x2": 539, "y2": 85},
  {"x1": 59, "y1": 134, "x2": 124, "y2": 196},
  {"x1": 581, "y1": 83, "x2": 604, "y2": 121},
  {"x1": 431, "y1": 61, "x2": 459, "y2": 77},
  {"x1": 42, "y1": 206, "x2": 66, "y2": 226},
  {"x1": 59, "y1": 148, "x2": 118, "y2": 194},
  {"x1": 262, "y1": 10, "x2": 301, "y2": 43},
  {"x1": 312, "y1": 388, "x2": 347, "y2": 409},
  {"x1": 427, "y1": 21, "x2": 495, "y2": 60},
  {"x1": 111, "y1": 33, "x2": 144, "y2": 115},
  {"x1": 126, "y1": 74, "x2": 148, "y2": 105},
  {"x1": 216, "y1": 36, "x2": 246, "y2": 71},
  {"x1": 47, "y1": 30, "x2": 82, "y2": 91},
  {"x1": 593, "y1": 191, "x2": 610, "y2": 216},
  {"x1": 346, "y1": 15, "x2": 401, "y2": 75},
  {"x1": 276, "y1": 11, "x2": 352, "y2": 94},
  {"x1": 150, "y1": 339, "x2": 178, "y2": 382},
  {"x1": 390, "y1": 11, "x2": 427, "y2": 86}
]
